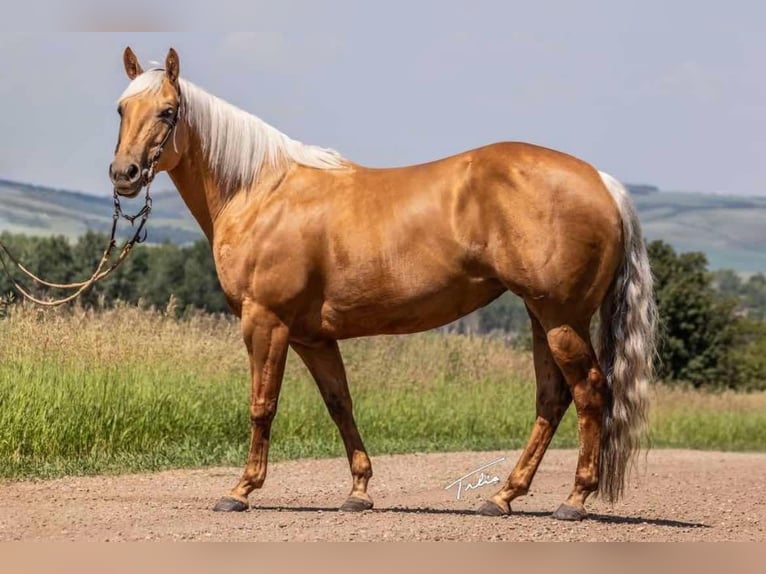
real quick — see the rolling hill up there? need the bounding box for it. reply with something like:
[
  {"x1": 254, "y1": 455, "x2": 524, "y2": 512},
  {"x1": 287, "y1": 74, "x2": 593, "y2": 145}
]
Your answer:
[
  {"x1": 0, "y1": 179, "x2": 200, "y2": 245},
  {"x1": 2, "y1": 178, "x2": 766, "y2": 272},
  {"x1": 631, "y1": 190, "x2": 766, "y2": 272}
]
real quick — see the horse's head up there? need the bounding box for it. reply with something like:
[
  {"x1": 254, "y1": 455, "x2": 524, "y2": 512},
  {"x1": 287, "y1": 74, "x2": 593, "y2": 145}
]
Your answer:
[{"x1": 110, "y1": 47, "x2": 186, "y2": 197}]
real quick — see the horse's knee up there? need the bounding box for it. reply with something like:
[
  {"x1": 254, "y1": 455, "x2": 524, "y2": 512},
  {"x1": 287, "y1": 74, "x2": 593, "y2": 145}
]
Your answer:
[{"x1": 250, "y1": 399, "x2": 277, "y2": 426}]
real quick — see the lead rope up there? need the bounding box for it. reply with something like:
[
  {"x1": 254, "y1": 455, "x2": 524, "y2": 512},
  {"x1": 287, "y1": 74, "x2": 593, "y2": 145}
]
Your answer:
[
  {"x1": 0, "y1": 104, "x2": 178, "y2": 307},
  {"x1": 0, "y1": 184, "x2": 153, "y2": 307}
]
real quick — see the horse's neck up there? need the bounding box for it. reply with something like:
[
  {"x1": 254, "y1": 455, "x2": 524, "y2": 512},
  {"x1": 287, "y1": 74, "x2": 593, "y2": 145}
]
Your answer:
[
  {"x1": 166, "y1": 153, "x2": 217, "y2": 241},
  {"x1": 167, "y1": 129, "x2": 288, "y2": 243}
]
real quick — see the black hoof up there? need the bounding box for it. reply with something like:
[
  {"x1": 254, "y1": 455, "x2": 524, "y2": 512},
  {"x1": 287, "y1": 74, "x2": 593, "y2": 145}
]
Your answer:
[
  {"x1": 339, "y1": 496, "x2": 374, "y2": 512},
  {"x1": 212, "y1": 496, "x2": 249, "y2": 512},
  {"x1": 552, "y1": 503, "x2": 586, "y2": 521},
  {"x1": 476, "y1": 500, "x2": 510, "y2": 517}
]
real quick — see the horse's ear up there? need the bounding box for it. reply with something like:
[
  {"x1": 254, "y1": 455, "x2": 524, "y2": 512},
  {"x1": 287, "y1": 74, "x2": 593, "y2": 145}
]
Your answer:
[
  {"x1": 165, "y1": 48, "x2": 180, "y2": 84},
  {"x1": 123, "y1": 46, "x2": 143, "y2": 80}
]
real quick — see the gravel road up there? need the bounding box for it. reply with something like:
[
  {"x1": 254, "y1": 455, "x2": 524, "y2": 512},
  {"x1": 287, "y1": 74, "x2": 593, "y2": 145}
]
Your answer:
[{"x1": 1, "y1": 449, "x2": 763, "y2": 541}]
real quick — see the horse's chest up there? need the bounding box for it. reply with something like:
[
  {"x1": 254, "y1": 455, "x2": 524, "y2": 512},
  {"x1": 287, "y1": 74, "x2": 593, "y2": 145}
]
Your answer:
[
  {"x1": 213, "y1": 240, "x2": 309, "y2": 311},
  {"x1": 212, "y1": 243, "x2": 249, "y2": 303}
]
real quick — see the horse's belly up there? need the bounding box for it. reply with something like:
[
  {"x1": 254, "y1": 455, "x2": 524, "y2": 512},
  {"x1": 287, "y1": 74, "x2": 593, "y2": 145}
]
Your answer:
[{"x1": 318, "y1": 278, "x2": 506, "y2": 339}]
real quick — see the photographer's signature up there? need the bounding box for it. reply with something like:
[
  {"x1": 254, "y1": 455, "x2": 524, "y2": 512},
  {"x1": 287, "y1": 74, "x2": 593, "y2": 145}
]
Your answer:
[{"x1": 445, "y1": 457, "x2": 505, "y2": 500}]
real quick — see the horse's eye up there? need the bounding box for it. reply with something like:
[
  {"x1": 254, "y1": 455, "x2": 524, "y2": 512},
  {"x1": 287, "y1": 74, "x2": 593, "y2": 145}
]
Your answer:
[
  {"x1": 117, "y1": 106, "x2": 123, "y2": 117},
  {"x1": 160, "y1": 107, "x2": 175, "y2": 119}
]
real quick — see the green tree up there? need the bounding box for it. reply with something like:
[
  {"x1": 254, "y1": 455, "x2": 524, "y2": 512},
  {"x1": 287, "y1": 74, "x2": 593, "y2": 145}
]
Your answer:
[
  {"x1": 137, "y1": 242, "x2": 186, "y2": 309},
  {"x1": 741, "y1": 273, "x2": 766, "y2": 320},
  {"x1": 176, "y1": 240, "x2": 228, "y2": 313},
  {"x1": 711, "y1": 269, "x2": 742, "y2": 297},
  {"x1": 0, "y1": 233, "x2": 229, "y2": 315},
  {"x1": 648, "y1": 240, "x2": 739, "y2": 387},
  {"x1": 727, "y1": 318, "x2": 766, "y2": 391},
  {"x1": 0, "y1": 232, "x2": 74, "y2": 301}
]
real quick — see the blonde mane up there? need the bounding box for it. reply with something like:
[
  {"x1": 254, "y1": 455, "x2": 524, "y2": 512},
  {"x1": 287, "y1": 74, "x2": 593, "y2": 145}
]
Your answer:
[{"x1": 119, "y1": 69, "x2": 347, "y2": 193}]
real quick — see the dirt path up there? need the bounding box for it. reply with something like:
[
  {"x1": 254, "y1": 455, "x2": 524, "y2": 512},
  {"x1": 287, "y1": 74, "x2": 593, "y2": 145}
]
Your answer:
[{"x1": 0, "y1": 449, "x2": 763, "y2": 541}]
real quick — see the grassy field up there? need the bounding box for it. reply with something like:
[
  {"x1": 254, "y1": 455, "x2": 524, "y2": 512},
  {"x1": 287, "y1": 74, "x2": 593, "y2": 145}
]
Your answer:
[{"x1": 1, "y1": 304, "x2": 764, "y2": 480}]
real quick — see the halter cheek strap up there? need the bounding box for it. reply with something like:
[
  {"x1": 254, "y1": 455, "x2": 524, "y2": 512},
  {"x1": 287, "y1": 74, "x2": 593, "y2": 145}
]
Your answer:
[{"x1": 141, "y1": 84, "x2": 182, "y2": 187}]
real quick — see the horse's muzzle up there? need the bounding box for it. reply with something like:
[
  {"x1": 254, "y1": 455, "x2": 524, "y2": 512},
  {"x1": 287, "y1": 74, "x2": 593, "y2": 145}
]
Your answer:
[
  {"x1": 110, "y1": 158, "x2": 144, "y2": 197},
  {"x1": 112, "y1": 181, "x2": 143, "y2": 198}
]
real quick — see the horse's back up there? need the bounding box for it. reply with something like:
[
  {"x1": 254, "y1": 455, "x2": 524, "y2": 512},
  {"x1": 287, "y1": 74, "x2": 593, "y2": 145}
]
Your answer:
[{"x1": 340, "y1": 142, "x2": 623, "y2": 301}]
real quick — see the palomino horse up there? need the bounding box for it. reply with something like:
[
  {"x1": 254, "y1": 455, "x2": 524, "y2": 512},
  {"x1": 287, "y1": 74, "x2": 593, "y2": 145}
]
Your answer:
[{"x1": 111, "y1": 47, "x2": 656, "y2": 521}]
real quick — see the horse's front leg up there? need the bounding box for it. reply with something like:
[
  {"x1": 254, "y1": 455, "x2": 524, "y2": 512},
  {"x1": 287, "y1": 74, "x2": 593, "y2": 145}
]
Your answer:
[
  {"x1": 213, "y1": 303, "x2": 289, "y2": 512},
  {"x1": 291, "y1": 339, "x2": 373, "y2": 511}
]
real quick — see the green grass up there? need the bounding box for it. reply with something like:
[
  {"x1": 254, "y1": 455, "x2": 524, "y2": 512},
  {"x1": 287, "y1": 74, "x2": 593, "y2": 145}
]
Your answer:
[{"x1": 0, "y1": 305, "x2": 764, "y2": 480}]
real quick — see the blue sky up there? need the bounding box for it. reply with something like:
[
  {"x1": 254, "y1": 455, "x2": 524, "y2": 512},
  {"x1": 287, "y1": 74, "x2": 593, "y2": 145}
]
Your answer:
[{"x1": 0, "y1": 5, "x2": 763, "y2": 196}]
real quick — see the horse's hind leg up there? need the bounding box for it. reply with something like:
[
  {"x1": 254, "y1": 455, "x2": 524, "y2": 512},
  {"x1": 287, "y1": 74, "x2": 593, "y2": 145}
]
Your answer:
[
  {"x1": 291, "y1": 339, "x2": 374, "y2": 511},
  {"x1": 544, "y1": 319, "x2": 607, "y2": 521},
  {"x1": 477, "y1": 307, "x2": 572, "y2": 516}
]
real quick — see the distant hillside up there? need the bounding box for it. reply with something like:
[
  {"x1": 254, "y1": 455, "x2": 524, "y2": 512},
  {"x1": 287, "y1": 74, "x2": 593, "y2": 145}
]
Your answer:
[
  {"x1": 2, "y1": 178, "x2": 766, "y2": 272},
  {"x1": 631, "y1": 189, "x2": 766, "y2": 272},
  {"x1": 0, "y1": 179, "x2": 200, "y2": 245}
]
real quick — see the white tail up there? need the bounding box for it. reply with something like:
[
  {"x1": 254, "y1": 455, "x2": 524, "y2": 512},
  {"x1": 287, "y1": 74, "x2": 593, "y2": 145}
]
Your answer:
[{"x1": 596, "y1": 171, "x2": 658, "y2": 503}]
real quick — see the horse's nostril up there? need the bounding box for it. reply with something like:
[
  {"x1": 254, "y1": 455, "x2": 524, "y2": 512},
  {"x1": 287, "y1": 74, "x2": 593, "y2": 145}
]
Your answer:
[{"x1": 126, "y1": 163, "x2": 140, "y2": 182}]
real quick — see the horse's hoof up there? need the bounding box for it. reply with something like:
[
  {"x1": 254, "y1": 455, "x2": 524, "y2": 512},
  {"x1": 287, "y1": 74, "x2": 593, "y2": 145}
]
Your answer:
[
  {"x1": 552, "y1": 503, "x2": 586, "y2": 521},
  {"x1": 212, "y1": 496, "x2": 249, "y2": 512},
  {"x1": 476, "y1": 500, "x2": 510, "y2": 517},
  {"x1": 340, "y1": 496, "x2": 374, "y2": 512}
]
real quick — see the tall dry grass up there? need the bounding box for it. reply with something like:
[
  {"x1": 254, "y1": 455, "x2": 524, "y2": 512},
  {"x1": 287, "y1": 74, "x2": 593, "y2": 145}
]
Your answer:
[{"x1": 0, "y1": 303, "x2": 763, "y2": 479}]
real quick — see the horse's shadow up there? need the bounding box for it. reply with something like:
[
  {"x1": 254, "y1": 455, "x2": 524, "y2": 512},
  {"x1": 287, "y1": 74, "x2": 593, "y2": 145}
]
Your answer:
[{"x1": 252, "y1": 505, "x2": 708, "y2": 529}]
